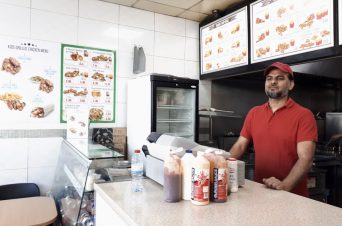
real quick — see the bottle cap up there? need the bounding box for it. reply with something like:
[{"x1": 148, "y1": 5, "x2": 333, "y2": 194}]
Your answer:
[
  {"x1": 134, "y1": 149, "x2": 141, "y2": 153},
  {"x1": 185, "y1": 149, "x2": 192, "y2": 153},
  {"x1": 228, "y1": 157, "x2": 237, "y2": 161}
]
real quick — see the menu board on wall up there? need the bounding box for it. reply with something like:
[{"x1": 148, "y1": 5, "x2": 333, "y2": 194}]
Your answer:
[
  {"x1": 61, "y1": 44, "x2": 116, "y2": 123},
  {"x1": 200, "y1": 6, "x2": 248, "y2": 74},
  {"x1": 0, "y1": 36, "x2": 60, "y2": 128},
  {"x1": 251, "y1": 0, "x2": 334, "y2": 63}
]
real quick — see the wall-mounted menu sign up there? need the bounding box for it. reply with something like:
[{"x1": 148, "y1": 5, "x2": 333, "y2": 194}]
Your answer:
[
  {"x1": 60, "y1": 44, "x2": 116, "y2": 123},
  {"x1": 0, "y1": 36, "x2": 60, "y2": 128},
  {"x1": 251, "y1": 0, "x2": 334, "y2": 63},
  {"x1": 200, "y1": 6, "x2": 248, "y2": 74}
]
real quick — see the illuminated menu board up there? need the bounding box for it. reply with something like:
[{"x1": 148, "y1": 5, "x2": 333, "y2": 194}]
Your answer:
[
  {"x1": 250, "y1": 0, "x2": 334, "y2": 63},
  {"x1": 200, "y1": 7, "x2": 248, "y2": 75}
]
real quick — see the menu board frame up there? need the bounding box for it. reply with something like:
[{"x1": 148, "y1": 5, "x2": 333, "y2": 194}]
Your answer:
[
  {"x1": 250, "y1": 0, "x2": 334, "y2": 64},
  {"x1": 200, "y1": 6, "x2": 249, "y2": 76},
  {"x1": 60, "y1": 44, "x2": 116, "y2": 124}
]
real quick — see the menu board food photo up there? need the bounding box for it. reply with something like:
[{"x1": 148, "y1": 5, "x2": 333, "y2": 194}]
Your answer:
[
  {"x1": 61, "y1": 44, "x2": 116, "y2": 123},
  {"x1": 200, "y1": 7, "x2": 248, "y2": 75},
  {"x1": 0, "y1": 36, "x2": 60, "y2": 129},
  {"x1": 250, "y1": 0, "x2": 334, "y2": 63}
]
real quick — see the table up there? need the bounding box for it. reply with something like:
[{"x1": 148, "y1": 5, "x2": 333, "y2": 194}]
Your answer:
[
  {"x1": 95, "y1": 179, "x2": 342, "y2": 226},
  {"x1": 0, "y1": 196, "x2": 57, "y2": 226}
]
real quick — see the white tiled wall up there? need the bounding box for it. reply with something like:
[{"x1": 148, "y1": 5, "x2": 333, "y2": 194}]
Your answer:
[
  {"x1": 0, "y1": 137, "x2": 63, "y2": 193},
  {"x1": 0, "y1": 0, "x2": 211, "y2": 192}
]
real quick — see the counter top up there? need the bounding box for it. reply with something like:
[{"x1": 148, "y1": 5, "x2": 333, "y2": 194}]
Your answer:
[{"x1": 95, "y1": 179, "x2": 342, "y2": 226}]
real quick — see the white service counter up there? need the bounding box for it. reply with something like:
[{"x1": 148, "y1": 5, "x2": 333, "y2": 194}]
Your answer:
[{"x1": 95, "y1": 179, "x2": 342, "y2": 226}]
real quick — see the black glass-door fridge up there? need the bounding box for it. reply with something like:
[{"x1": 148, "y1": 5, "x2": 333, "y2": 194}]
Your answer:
[
  {"x1": 127, "y1": 74, "x2": 199, "y2": 156},
  {"x1": 151, "y1": 74, "x2": 199, "y2": 141}
]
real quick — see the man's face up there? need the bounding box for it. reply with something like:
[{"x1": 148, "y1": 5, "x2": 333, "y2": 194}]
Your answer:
[{"x1": 265, "y1": 68, "x2": 294, "y2": 99}]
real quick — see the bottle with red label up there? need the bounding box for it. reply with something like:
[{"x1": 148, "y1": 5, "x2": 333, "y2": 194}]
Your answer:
[
  {"x1": 191, "y1": 152, "x2": 210, "y2": 205},
  {"x1": 212, "y1": 155, "x2": 228, "y2": 202},
  {"x1": 203, "y1": 149, "x2": 215, "y2": 201}
]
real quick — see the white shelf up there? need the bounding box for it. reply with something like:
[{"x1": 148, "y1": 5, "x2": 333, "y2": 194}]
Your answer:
[
  {"x1": 157, "y1": 105, "x2": 192, "y2": 110},
  {"x1": 157, "y1": 119, "x2": 193, "y2": 123},
  {"x1": 164, "y1": 132, "x2": 193, "y2": 137}
]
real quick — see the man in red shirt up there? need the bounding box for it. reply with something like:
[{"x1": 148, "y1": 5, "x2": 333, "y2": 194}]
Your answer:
[{"x1": 229, "y1": 62, "x2": 317, "y2": 197}]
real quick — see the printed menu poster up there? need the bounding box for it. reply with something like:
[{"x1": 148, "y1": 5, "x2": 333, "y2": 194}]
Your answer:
[
  {"x1": 251, "y1": 0, "x2": 334, "y2": 63},
  {"x1": 0, "y1": 36, "x2": 60, "y2": 128},
  {"x1": 61, "y1": 44, "x2": 116, "y2": 123},
  {"x1": 201, "y1": 7, "x2": 248, "y2": 74},
  {"x1": 66, "y1": 108, "x2": 89, "y2": 139}
]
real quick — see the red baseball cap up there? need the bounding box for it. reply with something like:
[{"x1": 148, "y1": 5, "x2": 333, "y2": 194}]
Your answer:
[{"x1": 264, "y1": 62, "x2": 294, "y2": 78}]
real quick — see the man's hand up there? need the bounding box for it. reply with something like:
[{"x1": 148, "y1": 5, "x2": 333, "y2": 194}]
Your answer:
[{"x1": 262, "y1": 177, "x2": 288, "y2": 191}]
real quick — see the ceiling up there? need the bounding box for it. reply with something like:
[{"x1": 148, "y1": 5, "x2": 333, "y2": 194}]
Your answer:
[{"x1": 101, "y1": 0, "x2": 243, "y2": 22}]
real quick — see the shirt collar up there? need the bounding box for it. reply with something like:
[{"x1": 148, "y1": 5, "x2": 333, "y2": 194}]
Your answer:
[{"x1": 264, "y1": 97, "x2": 295, "y2": 110}]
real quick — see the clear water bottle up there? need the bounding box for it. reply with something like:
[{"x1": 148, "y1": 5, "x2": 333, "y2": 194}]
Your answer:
[{"x1": 131, "y1": 149, "x2": 144, "y2": 192}]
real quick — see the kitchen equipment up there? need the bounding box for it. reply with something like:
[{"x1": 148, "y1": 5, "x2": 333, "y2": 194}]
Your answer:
[
  {"x1": 142, "y1": 133, "x2": 245, "y2": 187},
  {"x1": 199, "y1": 108, "x2": 241, "y2": 147}
]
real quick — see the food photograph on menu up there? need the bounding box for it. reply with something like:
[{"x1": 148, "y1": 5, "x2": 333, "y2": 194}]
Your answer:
[
  {"x1": 60, "y1": 44, "x2": 116, "y2": 123},
  {"x1": 200, "y1": 6, "x2": 248, "y2": 75},
  {"x1": 250, "y1": 0, "x2": 334, "y2": 63},
  {"x1": 0, "y1": 37, "x2": 60, "y2": 127}
]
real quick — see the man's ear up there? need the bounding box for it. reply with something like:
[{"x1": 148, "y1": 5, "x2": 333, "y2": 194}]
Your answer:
[{"x1": 289, "y1": 81, "x2": 295, "y2": 90}]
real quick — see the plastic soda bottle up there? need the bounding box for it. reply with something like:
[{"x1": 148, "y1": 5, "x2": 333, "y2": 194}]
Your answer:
[{"x1": 131, "y1": 149, "x2": 144, "y2": 192}]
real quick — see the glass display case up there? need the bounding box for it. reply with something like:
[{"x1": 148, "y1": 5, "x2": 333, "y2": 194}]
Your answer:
[{"x1": 51, "y1": 139, "x2": 125, "y2": 226}]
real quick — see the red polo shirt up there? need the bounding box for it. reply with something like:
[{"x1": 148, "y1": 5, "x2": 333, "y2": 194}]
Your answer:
[{"x1": 240, "y1": 98, "x2": 317, "y2": 196}]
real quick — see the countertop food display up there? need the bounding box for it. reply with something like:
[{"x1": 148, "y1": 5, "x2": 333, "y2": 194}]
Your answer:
[
  {"x1": 0, "y1": 37, "x2": 60, "y2": 128},
  {"x1": 201, "y1": 7, "x2": 248, "y2": 74},
  {"x1": 95, "y1": 179, "x2": 342, "y2": 226},
  {"x1": 61, "y1": 44, "x2": 115, "y2": 123},
  {"x1": 251, "y1": 0, "x2": 334, "y2": 63}
]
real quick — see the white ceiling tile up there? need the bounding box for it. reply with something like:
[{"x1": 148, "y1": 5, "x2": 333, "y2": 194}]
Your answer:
[
  {"x1": 148, "y1": 0, "x2": 201, "y2": 9},
  {"x1": 101, "y1": 0, "x2": 136, "y2": 6},
  {"x1": 178, "y1": 10, "x2": 207, "y2": 22},
  {"x1": 190, "y1": 0, "x2": 241, "y2": 14},
  {"x1": 134, "y1": 0, "x2": 184, "y2": 17}
]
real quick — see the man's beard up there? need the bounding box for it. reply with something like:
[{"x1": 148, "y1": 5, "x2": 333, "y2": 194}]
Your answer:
[{"x1": 265, "y1": 89, "x2": 289, "y2": 99}]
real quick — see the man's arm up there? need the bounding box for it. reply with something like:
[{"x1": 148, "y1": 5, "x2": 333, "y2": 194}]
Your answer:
[
  {"x1": 229, "y1": 136, "x2": 250, "y2": 159},
  {"x1": 263, "y1": 140, "x2": 315, "y2": 191}
]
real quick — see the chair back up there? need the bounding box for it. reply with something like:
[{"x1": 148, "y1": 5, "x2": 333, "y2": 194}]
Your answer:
[{"x1": 0, "y1": 183, "x2": 40, "y2": 200}]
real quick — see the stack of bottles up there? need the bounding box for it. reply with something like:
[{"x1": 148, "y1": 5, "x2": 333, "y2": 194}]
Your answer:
[{"x1": 163, "y1": 148, "x2": 238, "y2": 205}]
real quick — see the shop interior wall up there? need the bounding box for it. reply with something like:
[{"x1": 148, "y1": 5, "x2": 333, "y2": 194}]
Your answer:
[
  {"x1": 210, "y1": 73, "x2": 339, "y2": 148},
  {"x1": 0, "y1": 0, "x2": 208, "y2": 194}
]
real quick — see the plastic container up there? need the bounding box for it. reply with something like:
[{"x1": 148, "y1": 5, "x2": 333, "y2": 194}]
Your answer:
[
  {"x1": 191, "y1": 152, "x2": 210, "y2": 205},
  {"x1": 212, "y1": 155, "x2": 228, "y2": 202},
  {"x1": 164, "y1": 153, "x2": 182, "y2": 202},
  {"x1": 228, "y1": 158, "x2": 238, "y2": 193},
  {"x1": 131, "y1": 149, "x2": 144, "y2": 192},
  {"x1": 203, "y1": 149, "x2": 216, "y2": 201},
  {"x1": 181, "y1": 149, "x2": 195, "y2": 200}
]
